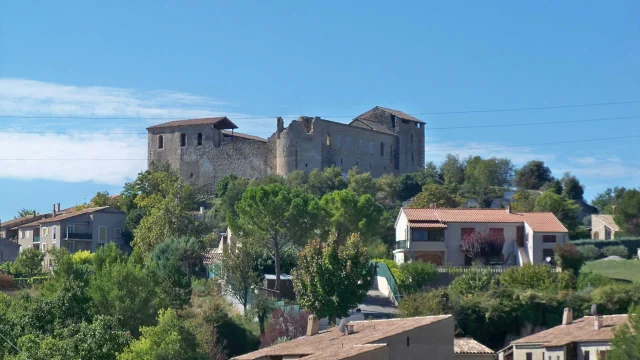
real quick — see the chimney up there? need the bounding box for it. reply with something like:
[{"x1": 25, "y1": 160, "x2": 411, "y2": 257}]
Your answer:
[
  {"x1": 53, "y1": 204, "x2": 57, "y2": 217},
  {"x1": 506, "y1": 204, "x2": 513, "y2": 214},
  {"x1": 32, "y1": 211, "x2": 36, "y2": 218},
  {"x1": 57, "y1": 203, "x2": 61, "y2": 212},
  {"x1": 306, "y1": 315, "x2": 319, "y2": 336},
  {"x1": 594, "y1": 315, "x2": 603, "y2": 330},
  {"x1": 562, "y1": 308, "x2": 573, "y2": 325}
]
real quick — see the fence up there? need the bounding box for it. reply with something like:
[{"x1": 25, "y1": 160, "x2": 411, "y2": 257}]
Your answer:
[
  {"x1": 373, "y1": 261, "x2": 401, "y2": 304},
  {"x1": 437, "y1": 265, "x2": 561, "y2": 275}
]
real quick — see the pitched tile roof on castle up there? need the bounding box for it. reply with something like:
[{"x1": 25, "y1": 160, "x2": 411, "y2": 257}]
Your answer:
[
  {"x1": 454, "y1": 338, "x2": 494, "y2": 354},
  {"x1": 592, "y1": 214, "x2": 621, "y2": 231},
  {"x1": 147, "y1": 117, "x2": 238, "y2": 130},
  {"x1": 402, "y1": 208, "x2": 568, "y2": 233},
  {"x1": 233, "y1": 315, "x2": 452, "y2": 360},
  {"x1": 356, "y1": 106, "x2": 425, "y2": 124},
  {"x1": 351, "y1": 119, "x2": 396, "y2": 135},
  {"x1": 512, "y1": 315, "x2": 627, "y2": 347}
]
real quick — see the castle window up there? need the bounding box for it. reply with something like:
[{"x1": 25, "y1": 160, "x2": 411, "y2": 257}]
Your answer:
[
  {"x1": 197, "y1": 133, "x2": 203, "y2": 146},
  {"x1": 402, "y1": 119, "x2": 409, "y2": 124},
  {"x1": 369, "y1": 163, "x2": 372, "y2": 169},
  {"x1": 391, "y1": 115, "x2": 396, "y2": 128},
  {"x1": 416, "y1": 123, "x2": 421, "y2": 128},
  {"x1": 359, "y1": 140, "x2": 363, "y2": 152},
  {"x1": 412, "y1": 152, "x2": 414, "y2": 164},
  {"x1": 411, "y1": 133, "x2": 413, "y2": 143},
  {"x1": 369, "y1": 141, "x2": 374, "y2": 153},
  {"x1": 347, "y1": 137, "x2": 351, "y2": 149},
  {"x1": 158, "y1": 135, "x2": 164, "y2": 149},
  {"x1": 326, "y1": 134, "x2": 331, "y2": 146},
  {"x1": 180, "y1": 133, "x2": 187, "y2": 147},
  {"x1": 390, "y1": 145, "x2": 393, "y2": 157},
  {"x1": 355, "y1": 161, "x2": 358, "y2": 166},
  {"x1": 337, "y1": 135, "x2": 341, "y2": 148},
  {"x1": 340, "y1": 158, "x2": 343, "y2": 165},
  {"x1": 380, "y1": 142, "x2": 384, "y2": 156}
]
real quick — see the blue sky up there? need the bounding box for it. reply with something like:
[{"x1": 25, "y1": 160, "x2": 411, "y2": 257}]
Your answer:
[{"x1": 1, "y1": 0, "x2": 639, "y2": 221}]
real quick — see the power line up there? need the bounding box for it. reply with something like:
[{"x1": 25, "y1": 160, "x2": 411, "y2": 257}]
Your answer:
[
  {"x1": 0, "y1": 134, "x2": 636, "y2": 161},
  {"x1": 1, "y1": 99, "x2": 639, "y2": 121},
  {"x1": 1, "y1": 115, "x2": 638, "y2": 135}
]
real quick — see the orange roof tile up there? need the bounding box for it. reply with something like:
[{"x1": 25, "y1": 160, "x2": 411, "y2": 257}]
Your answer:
[
  {"x1": 402, "y1": 208, "x2": 568, "y2": 233},
  {"x1": 408, "y1": 222, "x2": 448, "y2": 229},
  {"x1": 512, "y1": 315, "x2": 627, "y2": 347},
  {"x1": 454, "y1": 338, "x2": 494, "y2": 354},
  {"x1": 233, "y1": 315, "x2": 451, "y2": 360}
]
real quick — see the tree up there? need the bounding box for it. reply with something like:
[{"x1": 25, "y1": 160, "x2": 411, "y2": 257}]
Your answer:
[
  {"x1": 613, "y1": 189, "x2": 640, "y2": 236},
  {"x1": 409, "y1": 184, "x2": 463, "y2": 208},
  {"x1": 11, "y1": 247, "x2": 45, "y2": 278},
  {"x1": 229, "y1": 184, "x2": 321, "y2": 295},
  {"x1": 346, "y1": 167, "x2": 377, "y2": 198},
  {"x1": 460, "y1": 230, "x2": 504, "y2": 264},
  {"x1": 259, "y1": 308, "x2": 310, "y2": 348},
  {"x1": 89, "y1": 258, "x2": 160, "y2": 336},
  {"x1": 439, "y1": 154, "x2": 465, "y2": 187},
  {"x1": 397, "y1": 261, "x2": 438, "y2": 293},
  {"x1": 510, "y1": 190, "x2": 538, "y2": 212},
  {"x1": 307, "y1": 166, "x2": 347, "y2": 197},
  {"x1": 90, "y1": 191, "x2": 120, "y2": 208},
  {"x1": 554, "y1": 244, "x2": 584, "y2": 276},
  {"x1": 251, "y1": 290, "x2": 276, "y2": 335},
  {"x1": 448, "y1": 268, "x2": 494, "y2": 296},
  {"x1": 398, "y1": 288, "x2": 451, "y2": 318},
  {"x1": 150, "y1": 237, "x2": 206, "y2": 309},
  {"x1": 499, "y1": 264, "x2": 556, "y2": 291},
  {"x1": 293, "y1": 233, "x2": 374, "y2": 322},
  {"x1": 561, "y1": 172, "x2": 585, "y2": 201},
  {"x1": 416, "y1": 161, "x2": 442, "y2": 186},
  {"x1": 15, "y1": 208, "x2": 37, "y2": 218},
  {"x1": 592, "y1": 187, "x2": 627, "y2": 214},
  {"x1": 463, "y1": 156, "x2": 514, "y2": 188},
  {"x1": 118, "y1": 309, "x2": 207, "y2": 360},
  {"x1": 319, "y1": 189, "x2": 383, "y2": 244},
  {"x1": 514, "y1": 160, "x2": 553, "y2": 190},
  {"x1": 395, "y1": 173, "x2": 422, "y2": 201},
  {"x1": 540, "y1": 179, "x2": 563, "y2": 195},
  {"x1": 609, "y1": 305, "x2": 640, "y2": 359},
  {"x1": 534, "y1": 190, "x2": 580, "y2": 231},
  {"x1": 220, "y1": 244, "x2": 260, "y2": 313},
  {"x1": 374, "y1": 173, "x2": 399, "y2": 206}
]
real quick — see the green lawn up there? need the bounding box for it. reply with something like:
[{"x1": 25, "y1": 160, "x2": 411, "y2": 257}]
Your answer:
[{"x1": 583, "y1": 260, "x2": 640, "y2": 283}]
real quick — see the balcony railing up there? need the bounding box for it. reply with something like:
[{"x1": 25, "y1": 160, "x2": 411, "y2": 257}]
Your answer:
[
  {"x1": 395, "y1": 240, "x2": 408, "y2": 250},
  {"x1": 66, "y1": 232, "x2": 92, "y2": 240},
  {"x1": 33, "y1": 236, "x2": 40, "y2": 243}
]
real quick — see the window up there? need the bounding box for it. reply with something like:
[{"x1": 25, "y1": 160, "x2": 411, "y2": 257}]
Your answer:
[
  {"x1": 347, "y1": 136, "x2": 352, "y2": 149},
  {"x1": 42, "y1": 243, "x2": 47, "y2": 252},
  {"x1": 42, "y1": 227, "x2": 47, "y2": 236},
  {"x1": 411, "y1": 229, "x2": 444, "y2": 242},
  {"x1": 369, "y1": 141, "x2": 374, "y2": 153},
  {"x1": 26, "y1": 230, "x2": 30, "y2": 238},
  {"x1": 98, "y1": 226, "x2": 107, "y2": 242},
  {"x1": 599, "y1": 351, "x2": 606, "y2": 360},
  {"x1": 67, "y1": 241, "x2": 75, "y2": 252},
  {"x1": 526, "y1": 353, "x2": 532, "y2": 360},
  {"x1": 158, "y1": 135, "x2": 164, "y2": 149},
  {"x1": 412, "y1": 152, "x2": 414, "y2": 163},
  {"x1": 115, "y1": 228, "x2": 122, "y2": 238},
  {"x1": 406, "y1": 336, "x2": 410, "y2": 347},
  {"x1": 53, "y1": 226, "x2": 57, "y2": 241},
  {"x1": 340, "y1": 158, "x2": 343, "y2": 165},
  {"x1": 19, "y1": 231, "x2": 23, "y2": 239},
  {"x1": 337, "y1": 135, "x2": 341, "y2": 148},
  {"x1": 180, "y1": 133, "x2": 187, "y2": 147},
  {"x1": 411, "y1": 133, "x2": 413, "y2": 143},
  {"x1": 390, "y1": 145, "x2": 393, "y2": 158},
  {"x1": 359, "y1": 140, "x2": 363, "y2": 152},
  {"x1": 543, "y1": 235, "x2": 557, "y2": 243},
  {"x1": 416, "y1": 123, "x2": 421, "y2": 128},
  {"x1": 197, "y1": 133, "x2": 203, "y2": 146},
  {"x1": 391, "y1": 115, "x2": 396, "y2": 128},
  {"x1": 380, "y1": 142, "x2": 384, "y2": 156},
  {"x1": 326, "y1": 134, "x2": 331, "y2": 146},
  {"x1": 489, "y1": 228, "x2": 505, "y2": 240},
  {"x1": 585, "y1": 351, "x2": 590, "y2": 360}
]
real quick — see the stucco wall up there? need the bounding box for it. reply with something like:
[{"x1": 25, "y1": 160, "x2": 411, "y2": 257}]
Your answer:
[
  {"x1": 578, "y1": 342, "x2": 611, "y2": 360},
  {"x1": 443, "y1": 222, "x2": 519, "y2": 266},
  {"x1": 0, "y1": 239, "x2": 20, "y2": 263},
  {"x1": 377, "y1": 316, "x2": 454, "y2": 360},
  {"x1": 513, "y1": 345, "x2": 566, "y2": 360}
]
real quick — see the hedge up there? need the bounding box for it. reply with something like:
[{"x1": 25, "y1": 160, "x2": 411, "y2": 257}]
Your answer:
[
  {"x1": 571, "y1": 238, "x2": 640, "y2": 258},
  {"x1": 12, "y1": 276, "x2": 51, "y2": 288}
]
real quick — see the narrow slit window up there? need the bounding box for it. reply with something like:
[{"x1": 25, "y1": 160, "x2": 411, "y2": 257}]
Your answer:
[
  {"x1": 326, "y1": 134, "x2": 331, "y2": 146},
  {"x1": 197, "y1": 133, "x2": 203, "y2": 146},
  {"x1": 380, "y1": 142, "x2": 384, "y2": 156},
  {"x1": 158, "y1": 135, "x2": 164, "y2": 149},
  {"x1": 180, "y1": 133, "x2": 187, "y2": 147}
]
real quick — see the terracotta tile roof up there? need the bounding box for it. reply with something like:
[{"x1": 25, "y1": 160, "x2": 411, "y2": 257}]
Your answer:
[
  {"x1": 147, "y1": 117, "x2": 238, "y2": 130},
  {"x1": 408, "y1": 222, "x2": 448, "y2": 229},
  {"x1": 220, "y1": 130, "x2": 267, "y2": 143},
  {"x1": 512, "y1": 315, "x2": 628, "y2": 347},
  {"x1": 301, "y1": 343, "x2": 388, "y2": 360},
  {"x1": 350, "y1": 119, "x2": 396, "y2": 135},
  {"x1": 454, "y1": 338, "x2": 494, "y2": 354},
  {"x1": 233, "y1": 315, "x2": 452, "y2": 360},
  {"x1": 38, "y1": 206, "x2": 118, "y2": 224},
  {"x1": 402, "y1": 208, "x2": 568, "y2": 233},
  {"x1": 592, "y1": 215, "x2": 621, "y2": 231},
  {"x1": 355, "y1": 106, "x2": 425, "y2": 124},
  {"x1": 1, "y1": 214, "x2": 46, "y2": 229}
]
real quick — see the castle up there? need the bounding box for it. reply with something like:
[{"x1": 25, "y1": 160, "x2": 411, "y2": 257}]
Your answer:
[{"x1": 147, "y1": 106, "x2": 425, "y2": 186}]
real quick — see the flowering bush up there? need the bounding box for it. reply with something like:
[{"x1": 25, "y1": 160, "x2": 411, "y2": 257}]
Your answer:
[
  {"x1": 259, "y1": 308, "x2": 311, "y2": 348},
  {"x1": 0, "y1": 273, "x2": 14, "y2": 290},
  {"x1": 460, "y1": 231, "x2": 505, "y2": 263}
]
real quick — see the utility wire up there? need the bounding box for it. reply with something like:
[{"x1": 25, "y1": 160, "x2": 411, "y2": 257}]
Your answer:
[
  {"x1": 0, "y1": 134, "x2": 636, "y2": 160},
  {"x1": 1, "y1": 115, "x2": 638, "y2": 135},
  {"x1": 1, "y1": 99, "x2": 639, "y2": 120}
]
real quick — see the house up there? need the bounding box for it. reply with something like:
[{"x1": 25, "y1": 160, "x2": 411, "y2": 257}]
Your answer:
[
  {"x1": 499, "y1": 308, "x2": 627, "y2": 360},
  {"x1": 0, "y1": 213, "x2": 46, "y2": 242},
  {"x1": 591, "y1": 215, "x2": 620, "y2": 240},
  {"x1": 233, "y1": 314, "x2": 454, "y2": 360},
  {"x1": 454, "y1": 338, "x2": 495, "y2": 360},
  {"x1": 394, "y1": 207, "x2": 569, "y2": 266}
]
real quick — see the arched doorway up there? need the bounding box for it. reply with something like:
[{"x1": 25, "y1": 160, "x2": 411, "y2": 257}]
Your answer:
[
  {"x1": 415, "y1": 252, "x2": 444, "y2": 265},
  {"x1": 592, "y1": 231, "x2": 599, "y2": 240}
]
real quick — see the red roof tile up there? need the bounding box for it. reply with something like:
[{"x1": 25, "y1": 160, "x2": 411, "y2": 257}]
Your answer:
[
  {"x1": 402, "y1": 208, "x2": 568, "y2": 233},
  {"x1": 512, "y1": 315, "x2": 627, "y2": 347},
  {"x1": 454, "y1": 338, "x2": 494, "y2": 354},
  {"x1": 147, "y1": 117, "x2": 238, "y2": 130},
  {"x1": 408, "y1": 222, "x2": 448, "y2": 229}
]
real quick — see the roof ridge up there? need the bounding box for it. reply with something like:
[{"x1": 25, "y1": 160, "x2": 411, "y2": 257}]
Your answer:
[{"x1": 350, "y1": 314, "x2": 450, "y2": 324}]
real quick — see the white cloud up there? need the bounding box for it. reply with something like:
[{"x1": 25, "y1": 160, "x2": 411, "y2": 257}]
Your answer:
[{"x1": 0, "y1": 132, "x2": 147, "y2": 185}]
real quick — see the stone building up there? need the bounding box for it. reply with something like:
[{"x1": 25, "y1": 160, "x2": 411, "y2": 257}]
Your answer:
[{"x1": 147, "y1": 106, "x2": 425, "y2": 187}]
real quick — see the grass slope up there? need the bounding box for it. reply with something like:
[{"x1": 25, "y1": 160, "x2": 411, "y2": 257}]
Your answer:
[{"x1": 583, "y1": 260, "x2": 640, "y2": 283}]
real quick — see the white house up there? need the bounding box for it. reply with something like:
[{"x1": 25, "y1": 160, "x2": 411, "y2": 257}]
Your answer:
[{"x1": 394, "y1": 207, "x2": 569, "y2": 266}]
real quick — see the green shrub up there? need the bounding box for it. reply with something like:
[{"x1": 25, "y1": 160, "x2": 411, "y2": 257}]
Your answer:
[
  {"x1": 0, "y1": 261, "x2": 11, "y2": 274},
  {"x1": 555, "y1": 244, "x2": 584, "y2": 275},
  {"x1": 398, "y1": 288, "x2": 451, "y2": 317},
  {"x1": 373, "y1": 258, "x2": 406, "y2": 284},
  {"x1": 398, "y1": 261, "x2": 438, "y2": 293},
  {"x1": 571, "y1": 238, "x2": 640, "y2": 258},
  {"x1": 577, "y1": 245, "x2": 601, "y2": 261},
  {"x1": 577, "y1": 271, "x2": 615, "y2": 291},
  {"x1": 590, "y1": 283, "x2": 640, "y2": 314},
  {"x1": 601, "y1": 245, "x2": 629, "y2": 258},
  {"x1": 556, "y1": 271, "x2": 576, "y2": 291},
  {"x1": 448, "y1": 268, "x2": 494, "y2": 296},
  {"x1": 499, "y1": 264, "x2": 556, "y2": 292}
]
